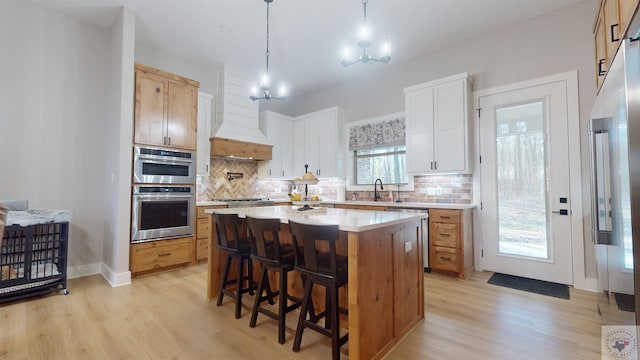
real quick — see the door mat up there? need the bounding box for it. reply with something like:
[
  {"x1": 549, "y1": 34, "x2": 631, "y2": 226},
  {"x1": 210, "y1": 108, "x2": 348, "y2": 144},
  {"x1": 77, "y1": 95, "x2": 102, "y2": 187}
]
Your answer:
[
  {"x1": 614, "y1": 292, "x2": 635, "y2": 312},
  {"x1": 487, "y1": 273, "x2": 570, "y2": 300}
]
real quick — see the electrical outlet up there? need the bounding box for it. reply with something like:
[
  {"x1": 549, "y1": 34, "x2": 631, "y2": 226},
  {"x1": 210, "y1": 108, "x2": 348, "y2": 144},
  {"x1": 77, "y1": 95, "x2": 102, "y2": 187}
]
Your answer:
[{"x1": 427, "y1": 187, "x2": 436, "y2": 195}]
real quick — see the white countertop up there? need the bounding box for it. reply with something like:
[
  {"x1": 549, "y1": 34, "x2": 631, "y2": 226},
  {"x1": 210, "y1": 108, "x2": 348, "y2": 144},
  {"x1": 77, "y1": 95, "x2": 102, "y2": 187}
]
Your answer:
[
  {"x1": 203, "y1": 205, "x2": 427, "y2": 232},
  {"x1": 320, "y1": 200, "x2": 476, "y2": 210},
  {"x1": 197, "y1": 199, "x2": 476, "y2": 210}
]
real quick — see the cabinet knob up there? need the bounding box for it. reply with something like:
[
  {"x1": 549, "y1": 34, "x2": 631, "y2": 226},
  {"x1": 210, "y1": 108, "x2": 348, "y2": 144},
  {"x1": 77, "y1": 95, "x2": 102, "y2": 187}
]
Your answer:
[{"x1": 156, "y1": 87, "x2": 161, "y2": 93}]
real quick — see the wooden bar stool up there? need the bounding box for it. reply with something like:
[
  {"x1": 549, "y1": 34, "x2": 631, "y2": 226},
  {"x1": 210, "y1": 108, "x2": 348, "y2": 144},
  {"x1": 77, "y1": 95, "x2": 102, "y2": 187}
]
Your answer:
[
  {"x1": 246, "y1": 216, "x2": 302, "y2": 344},
  {"x1": 213, "y1": 213, "x2": 256, "y2": 319},
  {"x1": 288, "y1": 220, "x2": 349, "y2": 360}
]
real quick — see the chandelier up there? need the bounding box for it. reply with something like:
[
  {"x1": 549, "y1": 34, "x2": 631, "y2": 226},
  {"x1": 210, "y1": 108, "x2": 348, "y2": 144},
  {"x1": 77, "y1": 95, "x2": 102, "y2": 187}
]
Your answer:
[
  {"x1": 341, "y1": 0, "x2": 391, "y2": 67},
  {"x1": 250, "y1": 0, "x2": 287, "y2": 101}
]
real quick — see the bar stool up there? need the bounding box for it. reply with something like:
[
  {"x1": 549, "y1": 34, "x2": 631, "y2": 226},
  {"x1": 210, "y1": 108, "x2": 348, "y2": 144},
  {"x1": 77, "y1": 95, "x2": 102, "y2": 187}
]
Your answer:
[
  {"x1": 246, "y1": 216, "x2": 302, "y2": 344},
  {"x1": 288, "y1": 220, "x2": 349, "y2": 360},
  {"x1": 0, "y1": 205, "x2": 7, "y2": 248},
  {"x1": 214, "y1": 213, "x2": 256, "y2": 319}
]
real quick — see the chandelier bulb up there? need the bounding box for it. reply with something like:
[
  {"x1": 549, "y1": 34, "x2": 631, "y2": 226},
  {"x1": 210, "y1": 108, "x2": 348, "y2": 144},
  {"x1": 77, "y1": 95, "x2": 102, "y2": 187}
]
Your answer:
[
  {"x1": 261, "y1": 73, "x2": 270, "y2": 87},
  {"x1": 278, "y1": 85, "x2": 287, "y2": 98}
]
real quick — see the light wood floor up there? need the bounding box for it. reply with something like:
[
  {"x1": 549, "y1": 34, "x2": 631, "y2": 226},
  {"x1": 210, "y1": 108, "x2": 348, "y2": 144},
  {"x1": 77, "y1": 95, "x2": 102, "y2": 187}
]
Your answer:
[{"x1": 0, "y1": 264, "x2": 603, "y2": 359}]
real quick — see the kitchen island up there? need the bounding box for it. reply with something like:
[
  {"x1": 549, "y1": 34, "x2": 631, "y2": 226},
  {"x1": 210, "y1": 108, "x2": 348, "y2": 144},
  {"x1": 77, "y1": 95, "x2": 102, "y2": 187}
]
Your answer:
[{"x1": 205, "y1": 206, "x2": 426, "y2": 360}]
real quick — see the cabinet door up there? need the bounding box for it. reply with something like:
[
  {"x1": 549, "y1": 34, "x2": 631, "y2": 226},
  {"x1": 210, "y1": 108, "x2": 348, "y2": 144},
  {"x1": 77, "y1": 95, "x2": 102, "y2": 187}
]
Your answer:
[
  {"x1": 196, "y1": 92, "x2": 213, "y2": 175},
  {"x1": 167, "y1": 81, "x2": 198, "y2": 150},
  {"x1": 292, "y1": 120, "x2": 305, "y2": 175},
  {"x1": 433, "y1": 80, "x2": 466, "y2": 172},
  {"x1": 604, "y1": 0, "x2": 622, "y2": 61},
  {"x1": 405, "y1": 87, "x2": 434, "y2": 173},
  {"x1": 304, "y1": 117, "x2": 320, "y2": 175},
  {"x1": 281, "y1": 119, "x2": 293, "y2": 178},
  {"x1": 266, "y1": 115, "x2": 283, "y2": 178},
  {"x1": 317, "y1": 111, "x2": 338, "y2": 177},
  {"x1": 134, "y1": 71, "x2": 166, "y2": 147},
  {"x1": 595, "y1": 14, "x2": 608, "y2": 89}
]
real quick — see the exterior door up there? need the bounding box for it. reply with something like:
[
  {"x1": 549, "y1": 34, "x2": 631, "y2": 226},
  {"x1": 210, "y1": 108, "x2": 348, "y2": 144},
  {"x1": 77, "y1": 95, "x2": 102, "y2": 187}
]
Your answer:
[{"x1": 478, "y1": 77, "x2": 574, "y2": 284}]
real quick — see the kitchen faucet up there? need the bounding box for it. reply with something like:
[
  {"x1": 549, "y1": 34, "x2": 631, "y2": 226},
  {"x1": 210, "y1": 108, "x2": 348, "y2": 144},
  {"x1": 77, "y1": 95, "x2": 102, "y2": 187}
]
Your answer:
[{"x1": 374, "y1": 178, "x2": 384, "y2": 201}]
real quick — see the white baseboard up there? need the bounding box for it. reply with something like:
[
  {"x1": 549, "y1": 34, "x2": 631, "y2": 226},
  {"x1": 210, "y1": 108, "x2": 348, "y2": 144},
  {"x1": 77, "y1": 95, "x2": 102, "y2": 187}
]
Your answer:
[
  {"x1": 574, "y1": 277, "x2": 599, "y2": 293},
  {"x1": 100, "y1": 263, "x2": 132, "y2": 287},
  {"x1": 67, "y1": 262, "x2": 102, "y2": 279},
  {"x1": 66, "y1": 262, "x2": 131, "y2": 287}
]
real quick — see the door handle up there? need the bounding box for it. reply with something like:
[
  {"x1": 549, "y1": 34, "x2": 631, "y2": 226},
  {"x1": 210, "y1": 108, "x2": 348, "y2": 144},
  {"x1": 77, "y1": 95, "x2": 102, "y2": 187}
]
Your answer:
[{"x1": 552, "y1": 209, "x2": 569, "y2": 215}]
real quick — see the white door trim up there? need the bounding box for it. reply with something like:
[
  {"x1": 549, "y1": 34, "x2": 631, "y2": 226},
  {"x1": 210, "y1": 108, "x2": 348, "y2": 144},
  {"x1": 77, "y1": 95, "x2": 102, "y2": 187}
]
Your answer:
[{"x1": 472, "y1": 70, "x2": 586, "y2": 289}]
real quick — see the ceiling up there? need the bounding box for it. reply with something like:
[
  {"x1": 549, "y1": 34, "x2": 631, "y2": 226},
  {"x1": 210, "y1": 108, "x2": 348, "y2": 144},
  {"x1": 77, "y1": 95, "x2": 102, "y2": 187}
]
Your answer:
[{"x1": 27, "y1": 0, "x2": 588, "y2": 96}]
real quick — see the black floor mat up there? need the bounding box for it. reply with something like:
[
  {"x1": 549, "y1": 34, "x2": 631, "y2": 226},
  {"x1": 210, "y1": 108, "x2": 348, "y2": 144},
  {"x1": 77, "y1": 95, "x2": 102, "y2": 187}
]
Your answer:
[
  {"x1": 487, "y1": 273, "x2": 570, "y2": 300},
  {"x1": 614, "y1": 292, "x2": 635, "y2": 312}
]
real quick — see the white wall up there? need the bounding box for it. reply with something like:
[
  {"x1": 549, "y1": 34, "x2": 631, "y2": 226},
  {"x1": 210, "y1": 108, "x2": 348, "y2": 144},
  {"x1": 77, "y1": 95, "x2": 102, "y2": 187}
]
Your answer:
[
  {"x1": 101, "y1": 7, "x2": 135, "y2": 287},
  {"x1": 0, "y1": 0, "x2": 111, "y2": 278},
  {"x1": 134, "y1": 42, "x2": 222, "y2": 96},
  {"x1": 263, "y1": 1, "x2": 600, "y2": 279}
]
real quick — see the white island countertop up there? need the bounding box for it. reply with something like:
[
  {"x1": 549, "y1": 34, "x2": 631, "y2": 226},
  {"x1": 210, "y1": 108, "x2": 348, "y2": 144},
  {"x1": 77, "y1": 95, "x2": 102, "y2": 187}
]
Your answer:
[{"x1": 204, "y1": 205, "x2": 427, "y2": 232}]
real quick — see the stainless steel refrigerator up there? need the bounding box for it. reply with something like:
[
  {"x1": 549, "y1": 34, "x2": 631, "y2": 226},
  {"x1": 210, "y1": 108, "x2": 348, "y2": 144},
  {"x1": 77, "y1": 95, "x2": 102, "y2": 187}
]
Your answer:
[{"x1": 589, "y1": 15, "x2": 640, "y2": 326}]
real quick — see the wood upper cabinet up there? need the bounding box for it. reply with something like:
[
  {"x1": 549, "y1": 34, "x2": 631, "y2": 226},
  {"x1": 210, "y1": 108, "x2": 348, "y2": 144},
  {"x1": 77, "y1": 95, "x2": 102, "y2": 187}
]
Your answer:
[
  {"x1": 405, "y1": 72, "x2": 470, "y2": 174},
  {"x1": 595, "y1": 14, "x2": 608, "y2": 90},
  {"x1": 134, "y1": 63, "x2": 200, "y2": 150},
  {"x1": 594, "y1": 0, "x2": 639, "y2": 89}
]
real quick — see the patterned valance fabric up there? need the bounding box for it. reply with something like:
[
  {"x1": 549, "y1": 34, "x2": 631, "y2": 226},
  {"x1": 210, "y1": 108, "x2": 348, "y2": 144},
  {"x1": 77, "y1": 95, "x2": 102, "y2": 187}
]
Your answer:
[{"x1": 348, "y1": 117, "x2": 405, "y2": 151}]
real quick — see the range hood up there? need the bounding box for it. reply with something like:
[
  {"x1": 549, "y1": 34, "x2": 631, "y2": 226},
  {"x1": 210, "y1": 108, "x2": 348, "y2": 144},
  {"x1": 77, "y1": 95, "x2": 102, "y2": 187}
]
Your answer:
[
  {"x1": 210, "y1": 64, "x2": 272, "y2": 161},
  {"x1": 210, "y1": 137, "x2": 272, "y2": 161}
]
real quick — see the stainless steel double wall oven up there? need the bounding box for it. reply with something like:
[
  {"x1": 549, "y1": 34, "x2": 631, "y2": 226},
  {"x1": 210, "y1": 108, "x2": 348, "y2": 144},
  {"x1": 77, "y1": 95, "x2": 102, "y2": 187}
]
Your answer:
[{"x1": 131, "y1": 145, "x2": 196, "y2": 243}]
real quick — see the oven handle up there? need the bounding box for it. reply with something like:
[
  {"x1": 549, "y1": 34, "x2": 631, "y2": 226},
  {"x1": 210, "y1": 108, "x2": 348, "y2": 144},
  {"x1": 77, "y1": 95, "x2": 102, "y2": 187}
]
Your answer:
[
  {"x1": 134, "y1": 194, "x2": 194, "y2": 200},
  {"x1": 137, "y1": 155, "x2": 194, "y2": 164}
]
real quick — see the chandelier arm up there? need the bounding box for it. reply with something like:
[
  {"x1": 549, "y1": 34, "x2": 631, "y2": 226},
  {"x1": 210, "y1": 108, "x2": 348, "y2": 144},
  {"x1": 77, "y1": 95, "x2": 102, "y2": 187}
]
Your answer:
[{"x1": 265, "y1": 0, "x2": 270, "y2": 74}]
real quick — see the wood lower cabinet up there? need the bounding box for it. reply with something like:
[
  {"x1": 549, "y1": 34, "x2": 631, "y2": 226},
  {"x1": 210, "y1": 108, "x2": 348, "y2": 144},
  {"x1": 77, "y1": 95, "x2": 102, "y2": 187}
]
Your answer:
[
  {"x1": 429, "y1": 208, "x2": 473, "y2": 279},
  {"x1": 195, "y1": 205, "x2": 227, "y2": 262},
  {"x1": 130, "y1": 236, "x2": 195, "y2": 275}
]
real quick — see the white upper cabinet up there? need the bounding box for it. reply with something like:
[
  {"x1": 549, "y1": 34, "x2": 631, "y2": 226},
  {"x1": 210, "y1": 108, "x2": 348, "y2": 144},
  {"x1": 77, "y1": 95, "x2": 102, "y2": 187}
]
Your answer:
[
  {"x1": 292, "y1": 107, "x2": 345, "y2": 178},
  {"x1": 404, "y1": 73, "x2": 470, "y2": 173},
  {"x1": 258, "y1": 111, "x2": 294, "y2": 179},
  {"x1": 196, "y1": 91, "x2": 213, "y2": 176}
]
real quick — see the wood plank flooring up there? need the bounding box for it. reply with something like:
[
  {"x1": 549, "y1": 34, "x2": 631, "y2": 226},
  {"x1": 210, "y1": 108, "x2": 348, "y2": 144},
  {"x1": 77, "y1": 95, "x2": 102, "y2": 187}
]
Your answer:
[{"x1": 0, "y1": 264, "x2": 603, "y2": 359}]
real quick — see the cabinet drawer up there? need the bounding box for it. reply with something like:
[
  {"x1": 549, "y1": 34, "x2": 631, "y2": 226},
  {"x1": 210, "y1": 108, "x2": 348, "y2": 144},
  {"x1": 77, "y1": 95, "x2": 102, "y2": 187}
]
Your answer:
[
  {"x1": 431, "y1": 222, "x2": 461, "y2": 248},
  {"x1": 430, "y1": 246, "x2": 461, "y2": 272},
  {"x1": 196, "y1": 238, "x2": 209, "y2": 261},
  {"x1": 131, "y1": 237, "x2": 194, "y2": 273},
  {"x1": 429, "y1": 209, "x2": 461, "y2": 223},
  {"x1": 196, "y1": 218, "x2": 210, "y2": 239}
]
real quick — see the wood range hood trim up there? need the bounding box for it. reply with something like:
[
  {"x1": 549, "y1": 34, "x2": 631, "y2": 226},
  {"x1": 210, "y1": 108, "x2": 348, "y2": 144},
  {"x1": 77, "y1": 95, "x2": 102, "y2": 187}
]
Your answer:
[{"x1": 210, "y1": 137, "x2": 272, "y2": 161}]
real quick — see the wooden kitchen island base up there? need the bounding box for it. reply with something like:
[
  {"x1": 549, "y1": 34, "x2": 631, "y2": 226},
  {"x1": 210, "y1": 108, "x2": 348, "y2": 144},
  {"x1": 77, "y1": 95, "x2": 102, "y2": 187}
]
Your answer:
[{"x1": 205, "y1": 206, "x2": 425, "y2": 360}]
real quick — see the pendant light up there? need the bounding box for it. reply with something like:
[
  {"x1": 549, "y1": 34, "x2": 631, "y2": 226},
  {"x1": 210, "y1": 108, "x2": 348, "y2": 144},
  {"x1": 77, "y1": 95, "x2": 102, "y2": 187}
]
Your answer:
[
  {"x1": 250, "y1": 0, "x2": 287, "y2": 101},
  {"x1": 341, "y1": 0, "x2": 391, "y2": 67}
]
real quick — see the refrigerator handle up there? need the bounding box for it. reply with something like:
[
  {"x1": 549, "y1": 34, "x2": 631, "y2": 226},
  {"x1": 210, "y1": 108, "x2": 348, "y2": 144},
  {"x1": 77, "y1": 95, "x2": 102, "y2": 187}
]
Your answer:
[{"x1": 589, "y1": 118, "x2": 613, "y2": 245}]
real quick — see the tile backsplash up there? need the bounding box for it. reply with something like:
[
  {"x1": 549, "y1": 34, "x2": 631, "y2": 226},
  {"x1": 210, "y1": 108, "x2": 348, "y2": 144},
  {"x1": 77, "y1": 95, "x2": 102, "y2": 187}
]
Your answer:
[{"x1": 197, "y1": 159, "x2": 473, "y2": 204}]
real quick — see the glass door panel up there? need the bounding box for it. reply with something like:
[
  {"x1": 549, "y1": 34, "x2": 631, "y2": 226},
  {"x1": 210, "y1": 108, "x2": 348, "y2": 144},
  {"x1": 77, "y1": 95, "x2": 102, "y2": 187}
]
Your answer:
[{"x1": 495, "y1": 102, "x2": 548, "y2": 259}]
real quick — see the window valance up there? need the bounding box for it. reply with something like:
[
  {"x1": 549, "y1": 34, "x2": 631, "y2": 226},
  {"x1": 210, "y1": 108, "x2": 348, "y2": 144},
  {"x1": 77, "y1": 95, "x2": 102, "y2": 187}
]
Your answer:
[{"x1": 348, "y1": 117, "x2": 405, "y2": 151}]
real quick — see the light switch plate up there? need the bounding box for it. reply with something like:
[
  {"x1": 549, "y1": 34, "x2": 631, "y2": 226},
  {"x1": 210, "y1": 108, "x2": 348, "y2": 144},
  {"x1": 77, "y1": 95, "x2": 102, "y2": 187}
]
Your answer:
[{"x1": 404, "y1": 241, "x2": 412, "y2": 252}]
